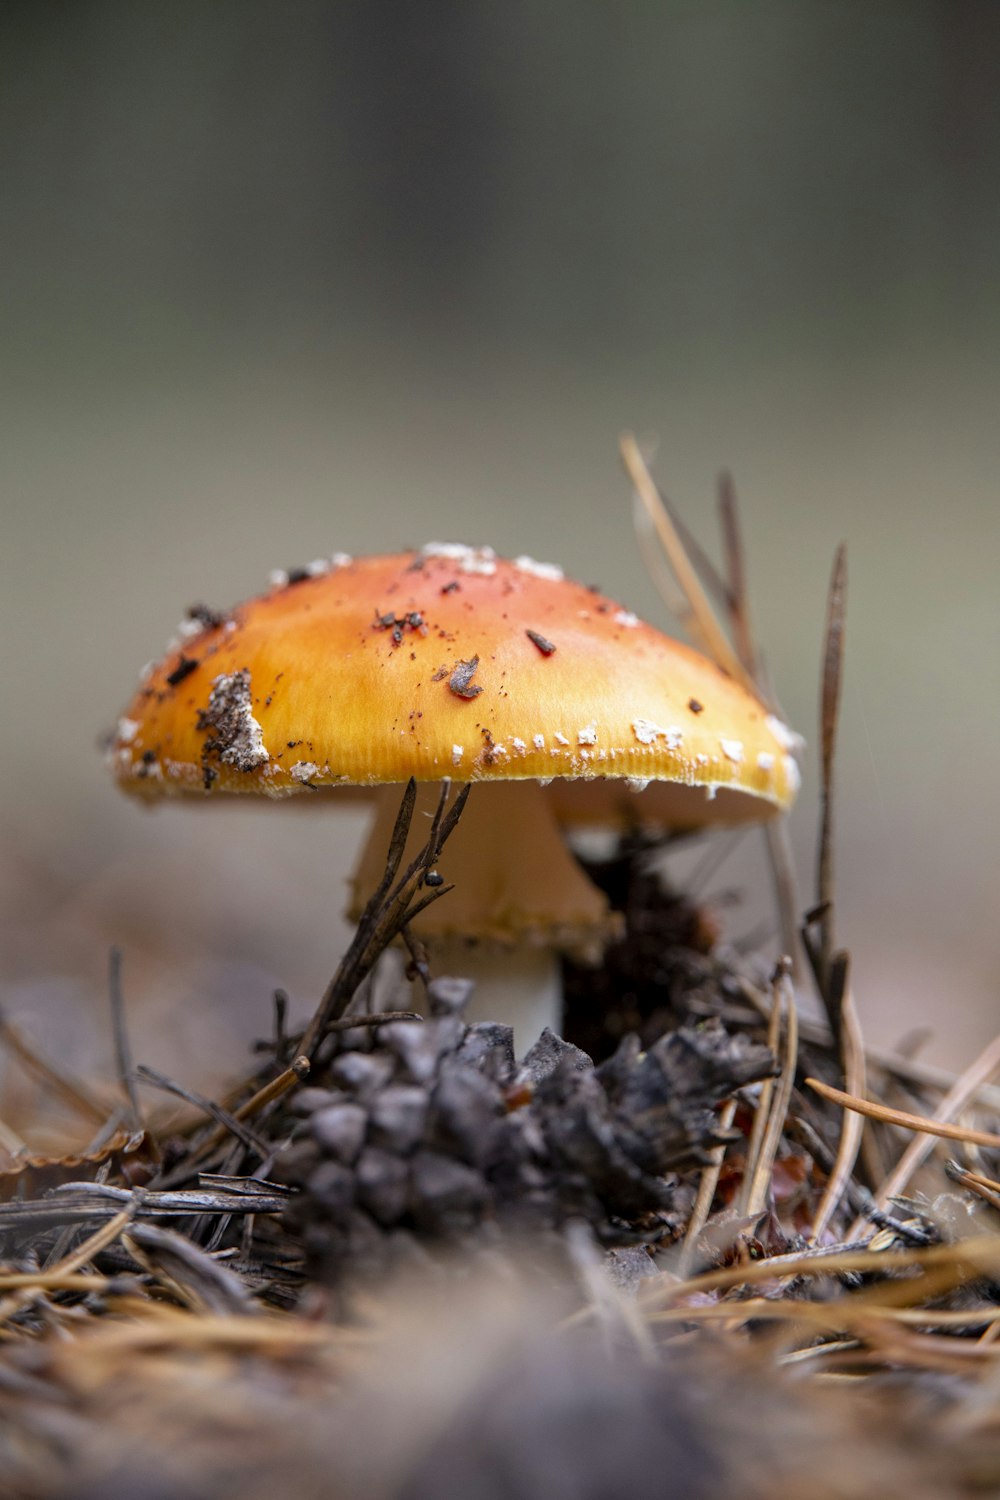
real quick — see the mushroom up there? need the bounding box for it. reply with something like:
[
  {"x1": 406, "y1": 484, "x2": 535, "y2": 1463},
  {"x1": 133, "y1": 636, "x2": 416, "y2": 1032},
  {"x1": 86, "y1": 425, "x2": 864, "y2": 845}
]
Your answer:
[{"x1": 108, "y1": 545, "x2": 801, "y2": 1047}]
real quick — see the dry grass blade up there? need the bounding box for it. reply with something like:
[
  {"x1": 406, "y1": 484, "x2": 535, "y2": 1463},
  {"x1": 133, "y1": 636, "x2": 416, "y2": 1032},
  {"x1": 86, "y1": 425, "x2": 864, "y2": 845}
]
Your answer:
[
  {"x1": 809, "y1": 970, "x2": 867, "y2": 1242},
  {"x1": 850, "y1": 1030, "x2": 1000, "y2": 1237},
  {"x1": 643, "y1": 1233, "x2": 1000, "y2": 1312},
  {"x1": 107, "y1": 946, "x2": 143, "y2": 1137},
  {"x1": 788, "y1": 1015, "x2": 1000, "y2": 1112},
  {"x1": 946, "y1": 1162, "x2": 1000, "y2": 1215},
  {"x1": 0, "y1": 1182, "x2": 291, "y2": 1234},
  {"x1": 736, "y1": 987, "x2": 782, "y2": 1217},
  {"x1": 620, "y1": 433, "x2": 757, "y2": 694},
  {"x1": 0, "y1": 1008, "x2": 108, "y2": 1126},
  {"x1": 743, "y1": 965, "x2": 798, "y2": 1219},
  {"x1": 0, "y1": 1114, "x2": 27, "y2": 1157},
  {"x1": 809, "y1": 1074, "x2": 1000, "y2": 1151},
  {"x1": 713, "y1": 474, "x2": 802, "y2": 973},
  {"x1": 0, "y1": 1202, "x2": 137, "y2": 1325},
  {"x1": 123, "y1": 1223, "x2": 252, "y2": 1316},
  {"x1": 135, "y1": 1066, "x2": 271, "y2": 1159},
  {"x1": 191, "y1": 1056, "x2": 310, "y2": 1164},
  {"x1": 300, "y1": 779, "x2": 469, "y2": 1057},
  {"x1": 717, "y1": 469, "x2": 758, "y2": 679},
  {"x1": 763, "y1": 817, "x2": 803, "y2": 979},
  {"x1": 324, "y1": 1011, "x2": 421, "y2": 1033},
  {"x1": 678, "y1": 1097, "x2": 737, "y2": 1276},
  {"x1": 817, "y1": 542, "x2": 847, "y2": 990}
]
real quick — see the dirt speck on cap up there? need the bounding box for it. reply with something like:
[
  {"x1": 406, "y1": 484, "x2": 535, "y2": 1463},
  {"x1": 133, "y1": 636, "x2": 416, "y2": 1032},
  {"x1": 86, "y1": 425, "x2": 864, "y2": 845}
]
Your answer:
[
  {"x1": 449, "y1": 657, "x2": 484, "y2": 700},
  {"x1": 197, "y1": 669, "x2": 270, "y2": 774}
]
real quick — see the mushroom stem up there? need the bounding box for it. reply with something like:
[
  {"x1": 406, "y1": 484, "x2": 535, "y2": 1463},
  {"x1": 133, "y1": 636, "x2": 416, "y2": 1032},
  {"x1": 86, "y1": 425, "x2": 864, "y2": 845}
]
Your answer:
[
  {"x1": 425, "y1": 942, "x2": 563, "y2": 1055},
  {"x1": 351, "y1": 780, "x2": 617, "y2": 1048}
]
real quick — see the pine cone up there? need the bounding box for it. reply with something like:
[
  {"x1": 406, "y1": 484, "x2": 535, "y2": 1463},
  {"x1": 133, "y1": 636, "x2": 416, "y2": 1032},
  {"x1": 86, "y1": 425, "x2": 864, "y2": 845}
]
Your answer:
[{"x1": 276, "y1": 981, "x2": 774, "y2": 1284}]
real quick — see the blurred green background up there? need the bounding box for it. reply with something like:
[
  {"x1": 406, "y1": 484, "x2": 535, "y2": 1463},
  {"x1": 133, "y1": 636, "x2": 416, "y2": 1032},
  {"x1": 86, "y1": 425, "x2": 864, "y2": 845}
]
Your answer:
[{"x1": 1, "y1": 2, "x2": 998, "y2": 1108}]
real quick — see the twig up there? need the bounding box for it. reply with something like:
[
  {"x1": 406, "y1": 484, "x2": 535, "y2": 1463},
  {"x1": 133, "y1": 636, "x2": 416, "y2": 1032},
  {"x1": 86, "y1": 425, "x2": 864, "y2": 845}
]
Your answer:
[
  {"x1": 299, "y1": 779, "x2": 469, "y2": 1058},
  {"x1": 108, "y1": 946, "x2": 144, "y2": 1136},
  {"x1": 325, "y1": 1011, "x2": 422, "y2": 1034},
  {"x1": 945, "y1": 1161, "x2": 1000, "y2": 1216},
  {"x1": 744, "y1": 964, "x2": 798, "y2": 1219},
  {"x1": 643, "y1": 1233, "x2": 1000, "y2": 1312},
  {"x1": 0, "y1": 1008, "x2": 108, "y2": 1125},
  {"x1": 0, "y1": 1181, "x2": 291, "y2": 1230},
  {"x1": 192, "y1": 1056, "x2": 310, "y2": 1162},
  {"x1": 762, "y1": 818, "x2": 803, "y2": 983},
  {"x1": 717, "y1": 469, "x2": 758, "y2": 680},
  {"x1": 401, "y1": 926, "x2": 432, "y2": 991},
  {"x1": 809, "y1": 967, "x2": 867, "y2": 1243},
  {"x1": 736, "y1": 988, "x2": 782, "y2": 1217},
  {"x1": 808, "y1": 1075, "x2": 1000, "y2": 1151},
  {"x1": 678, "y1": 1096, "x2": 737, "y2": 1277},
  {"x1": 135, "y1": 1066, "x2": 271, "y2": 1159},
  {"x1": 620, "y1": 434, "x2": 757, "y2": 694},
  {"x1": 0, "y1": 1201, "x2": 138, "y2": 1325},
  {"x1": 0, "y1": 1114, "x2": 27, "y2": 1157},
  {"x1": 816, "y1": 543, "x2": 848, "y2": 1007},
  {"x1": 770, "y1": 1006, "x2": 1000, "y2": 1114},
  {"x1": 124, "y1": 1223, "x2": 252, "y2": 1316}
]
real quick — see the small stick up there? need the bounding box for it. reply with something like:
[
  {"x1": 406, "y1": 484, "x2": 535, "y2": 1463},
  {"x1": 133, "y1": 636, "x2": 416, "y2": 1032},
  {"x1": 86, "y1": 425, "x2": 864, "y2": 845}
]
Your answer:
[
  {"x1": 744, "y1": 964, "x2": 798, "y2": 1219},
  {"x1": 620, "y1": 434, "x2": 758, "y2": 695},
  {"x1": 272, "y1": 990, "x2": 290, "y2": 1061},
  {"x1": 135, "y1": 1065, "x2": 271, "y2": 1158},
  {"x1": 193, "y1": 1056, "x2": 310, "y2": 1160},
  {"x1": 643, "y1": 1232, "x2": 1000, "y2": 1311},
  {"x1": 765, "y1": 1006, "x2": 1000, "y2": 1113},
  {"x1": 401, "y1": 926, "x2": 432, "y2": 991},
  {"x1": 946, "y1": 1162, "x2": 1000, "y2": 1215},
  {"x1": 0, "y1": 1008, "x2": 108, "y2": 1125},
  {"x1": 0, "y1": 1114, "x2": 27, "y2": 1157},
  {"x1": 108, "y1": 946, "x2": 144, "y2": 1136},
  {"x1": 325, "y1": 1011, "x2": 422, "y2": 1033},
  {"x1": 736, "y1": 987, "x2": 782, "y2": 1217},
  {"x1": 678, "y1": 1097, "x2": 737, "y2": 1277},
  {"x1": 816, "y1": 543, "x2": 848, "y2": 1006},
  {"x1": 763, "y1": 818, "x2": 804, "y2": 985},
  {"x1": 230, "y1": 1056, "x2": 309, "y2": 1121},
  {"x1": 809, "y1": 965, "x2": 867, "y2": 1243},
  {"x1": 717, "y1": 469, "x2": 758, "y2": 679},
  {"x1": 0, "y1": 1201, "x2": 137, "y2": 1325},
  {"x1": 300, "y1": 779, "x2": 469, "y2": 1057},
  {"x1": 808, "y1": 1075, "x2": 1000, "y2": 1151}
]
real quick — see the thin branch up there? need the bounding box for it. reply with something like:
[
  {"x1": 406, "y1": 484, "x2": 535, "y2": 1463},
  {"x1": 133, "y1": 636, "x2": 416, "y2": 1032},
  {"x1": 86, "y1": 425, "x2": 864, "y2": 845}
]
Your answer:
[
  {"x1": 809, "y1": 965, "x2": 867, "y2": 1243},
  {"x1": 744, "y1": 964, "x2": 798, "y2": 1219},
  {"x1": 620, "y1": 433, "x2": 758, "y2": 694},
  {"x1": 847, "y1": 1029, "x2": 1000, "y2": 1238},
  {"x1": 0, "y1": 1008, "x2": 108, "y2": 1125},
  {"x1": 193, "y1": 1056, "x2": 310, "y2": 1161},
  {"x1": 324, "y1": 1010, "x2": 422, "y2": 1034},
  {"x1": 817, "y1": 543, "x2": 848, "y2": 994},
  {"x1": 678, "y1": 1097, "x2": 737, "y2": 1277},
  {"x1": 0, "y1": 1181, "x2": 291, "y2": 1231},
  {"x1": 807, "y1": 1076, "x2": 1000, "y2": 1151},
  {"x1": 763, "y1": 818, "x2": 803, "y2": 982},
  {"x1": 717, "y1": 469, "x2": 758, "y2": 679},
  {"x1": 736, "y1": 983, "x2": 782, "y2": 1218},
  {"x1": 108, "y1": 946, "x2": 144, "y2": 1137},
  {"x1": 135, "y1": 1066, "x2": 271, "y2": 1159},
  {"x1": 299, "y1": 779, "x2": 470, "y2": 1058}
]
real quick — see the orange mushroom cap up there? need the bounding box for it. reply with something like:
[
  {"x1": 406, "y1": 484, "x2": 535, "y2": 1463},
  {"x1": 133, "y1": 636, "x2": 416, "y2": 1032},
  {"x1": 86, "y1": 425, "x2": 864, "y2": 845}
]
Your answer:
[{"x1": 108, "y1": 545, "x2": 800, "y2": 823}]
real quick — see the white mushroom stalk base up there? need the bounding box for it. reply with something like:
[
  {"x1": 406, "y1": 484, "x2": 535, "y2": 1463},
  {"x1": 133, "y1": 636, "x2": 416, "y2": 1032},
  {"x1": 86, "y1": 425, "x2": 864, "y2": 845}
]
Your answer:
[{"x1": 422, "y1": 941, "x2": 562, "y2": 1057}]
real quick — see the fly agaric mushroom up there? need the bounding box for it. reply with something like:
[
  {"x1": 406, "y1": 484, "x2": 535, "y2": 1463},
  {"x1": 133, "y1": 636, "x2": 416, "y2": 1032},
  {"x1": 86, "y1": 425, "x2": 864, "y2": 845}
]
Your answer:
[{"x1": 108, "y1": 545, "x2": 801, "y2": 1047}]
